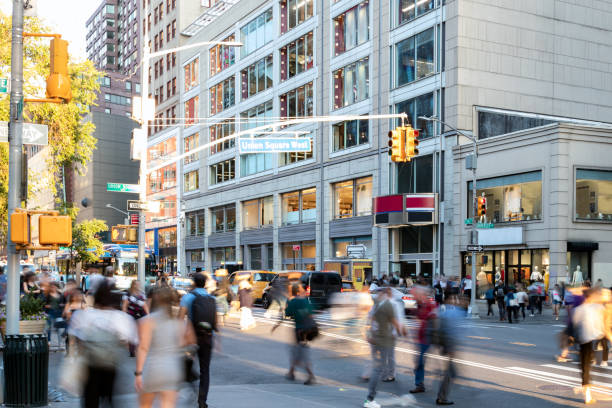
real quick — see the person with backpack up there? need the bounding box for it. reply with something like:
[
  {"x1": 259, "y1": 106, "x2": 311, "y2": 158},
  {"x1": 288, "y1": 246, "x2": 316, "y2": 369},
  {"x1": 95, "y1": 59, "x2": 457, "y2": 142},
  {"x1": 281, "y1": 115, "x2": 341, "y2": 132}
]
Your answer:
[
  {"x1": 494, "y1": 282, "x2": 506, "y2": 321},
  {"x1": 505, "y1": 288, "x2": 519, "y2": 324},
  {"x1": 363, "y1": 286, "x2": 406, "y2": 408},
  {"x1": 277, "y1": 283, "x2": 317, "y2": 386},
  {"x1": 527, "y1": 282, "x2": 540, "y2": 317},
  {"x1": 179, "y1": 273, "x2": 218, "y2": 408}
]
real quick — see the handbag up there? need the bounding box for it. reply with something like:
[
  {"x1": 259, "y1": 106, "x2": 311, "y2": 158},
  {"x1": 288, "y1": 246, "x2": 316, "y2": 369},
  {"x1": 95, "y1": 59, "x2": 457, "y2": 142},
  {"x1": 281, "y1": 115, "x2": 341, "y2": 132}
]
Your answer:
[
  {"x1": 59, "y1": 354, "x2": 86, "y2": 396},
  {"x1": 298, "y1": 314, "x2": 319, "y2": 342}
]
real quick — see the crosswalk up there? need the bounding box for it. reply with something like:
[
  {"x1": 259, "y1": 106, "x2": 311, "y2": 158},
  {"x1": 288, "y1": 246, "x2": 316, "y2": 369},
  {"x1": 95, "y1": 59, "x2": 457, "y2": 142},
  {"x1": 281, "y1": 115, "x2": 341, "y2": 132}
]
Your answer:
[{"x1": 506, "y1": 362, "x2": 612, "y2": 396}]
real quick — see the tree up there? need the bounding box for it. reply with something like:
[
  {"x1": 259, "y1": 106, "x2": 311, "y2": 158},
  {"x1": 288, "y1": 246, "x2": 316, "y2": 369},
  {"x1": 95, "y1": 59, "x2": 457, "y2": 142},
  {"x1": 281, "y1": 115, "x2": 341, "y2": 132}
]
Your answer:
[
  {"x1": 71, "y1": 219, "x2": 108, "y2": 268},
  {"x1": 0, "y1": 12, "x2": 102, "y2": 249}
]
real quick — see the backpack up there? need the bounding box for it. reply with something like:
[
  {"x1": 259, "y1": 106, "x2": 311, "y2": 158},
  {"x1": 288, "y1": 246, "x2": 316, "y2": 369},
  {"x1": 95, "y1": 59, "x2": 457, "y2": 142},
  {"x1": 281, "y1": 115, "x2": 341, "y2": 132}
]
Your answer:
[
  {"x1": 496, "y1": 286, "x2": 505, "y2": 298},
  {"x1": 191, "y1": 292, "x2": 217, "y2": 343}
]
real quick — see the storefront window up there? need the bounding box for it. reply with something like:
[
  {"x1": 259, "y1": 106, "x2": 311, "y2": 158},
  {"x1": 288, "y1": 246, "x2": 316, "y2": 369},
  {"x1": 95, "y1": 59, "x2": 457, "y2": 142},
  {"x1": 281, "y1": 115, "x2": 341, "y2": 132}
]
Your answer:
[
  {"x1": 468, "y1": 171, "x2": 542, "y2": 223},
  {"x1": 242, "y1": 196, "x2": 273, "y2": 229},
  {"x1": 213, "y1": 247, "x2": 236, "y2": 266},
  {"x1": 576, "y1": 169, "x2": 612, "y2": 220},
  {"x1": 282, "y1": 241, "x2": 315, "y2": 270},
  {"x1": 282, "y1": 187, "x2": 316, "y2": 225},
  {"x1": 250, "y1": 246, "x2": 262, "y2": 270},
  {"x1": 333, "y1": 236, "x2": 372, "y2": 258},
  {"x1": 209, "y1": 159, "x2": 235, "y2": 185},
  {"x1": 333, "y1": 176, "x2": 372, "y2": 218},
  {"x1": 158, "y1": 227, "x2": 177, "y2": 248}
]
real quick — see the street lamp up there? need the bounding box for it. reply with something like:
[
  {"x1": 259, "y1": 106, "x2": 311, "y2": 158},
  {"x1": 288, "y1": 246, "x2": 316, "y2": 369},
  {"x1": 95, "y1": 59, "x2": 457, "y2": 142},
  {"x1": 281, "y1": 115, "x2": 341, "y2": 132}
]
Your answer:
[
  {"x1": 106, "y1": 203, "x2": 129, "y2": 224},
  {"x1": 419, "y1": 116, "x2": 479, "y2": 318}
]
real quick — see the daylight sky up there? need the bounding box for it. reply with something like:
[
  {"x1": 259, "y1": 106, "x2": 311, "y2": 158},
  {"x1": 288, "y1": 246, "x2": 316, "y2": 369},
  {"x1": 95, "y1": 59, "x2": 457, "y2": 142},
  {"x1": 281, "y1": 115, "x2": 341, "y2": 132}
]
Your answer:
[{"x1": 1, "y1": 0, "x2": 100, "y2": 61}]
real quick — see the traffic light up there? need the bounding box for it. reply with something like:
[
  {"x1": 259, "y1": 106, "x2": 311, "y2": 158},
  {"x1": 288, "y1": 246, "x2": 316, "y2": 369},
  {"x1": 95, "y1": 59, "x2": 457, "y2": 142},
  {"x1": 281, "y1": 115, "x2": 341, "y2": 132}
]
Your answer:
[
  {"x1": 477, "y1": 196, "x2": 486, "y2": 217},
  {"x1": 46, "y1": 38, "x2": 72, "y2": 102},
  {"x1": 406, "y1": 129, "x2": 420, "y2": 160},
  {"x1": 388, "y1": 127, "x2": 406, "y2": 162},
  {"x1": 111, "y1": 225, "x2": 138, "y2": 243},
  {"x1": 39, "y1": 215, "x2": 72, "y2": 246},
  {"x1": 10, "y1": 211, "x2": 29, "y2": 245}
]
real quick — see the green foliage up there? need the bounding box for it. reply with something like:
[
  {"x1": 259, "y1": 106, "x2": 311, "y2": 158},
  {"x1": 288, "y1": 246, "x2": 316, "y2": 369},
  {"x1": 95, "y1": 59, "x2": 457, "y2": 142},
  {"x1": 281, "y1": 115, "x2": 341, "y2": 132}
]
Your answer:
[
  {"x1": 0, "y1": 12, "x2": 102, "y2": 248},
  {"x1": 72, "y1": 218, "x2": 108, "y2": 265},
  {"x1": 19, "y1": 294, "x2": 45, "y2": 321}
]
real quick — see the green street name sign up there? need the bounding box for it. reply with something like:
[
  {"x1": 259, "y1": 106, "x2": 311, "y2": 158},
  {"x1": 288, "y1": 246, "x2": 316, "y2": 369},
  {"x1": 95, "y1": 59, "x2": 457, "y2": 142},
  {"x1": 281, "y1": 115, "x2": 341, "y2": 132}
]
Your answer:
[
  {"x1": 107, "y1": 183, "x2": 141, "y2": 193},
  {"x1": 0, "y1": 78, "x2": 7, "y2": 93}
]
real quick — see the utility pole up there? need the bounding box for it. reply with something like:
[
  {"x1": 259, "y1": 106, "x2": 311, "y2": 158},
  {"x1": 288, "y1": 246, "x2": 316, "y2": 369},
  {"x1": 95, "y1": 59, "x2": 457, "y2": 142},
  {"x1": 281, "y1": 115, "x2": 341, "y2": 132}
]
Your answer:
[{"x1": 6, "y1": 0, "x2": 24, "y2": 335}]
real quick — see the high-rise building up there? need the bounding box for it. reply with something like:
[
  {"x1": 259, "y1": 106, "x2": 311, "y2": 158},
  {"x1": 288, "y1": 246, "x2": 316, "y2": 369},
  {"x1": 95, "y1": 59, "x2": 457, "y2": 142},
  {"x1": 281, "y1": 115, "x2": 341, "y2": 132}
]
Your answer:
[{"x1": 172, "y1": 0, "x2": 612, "y2": 289}]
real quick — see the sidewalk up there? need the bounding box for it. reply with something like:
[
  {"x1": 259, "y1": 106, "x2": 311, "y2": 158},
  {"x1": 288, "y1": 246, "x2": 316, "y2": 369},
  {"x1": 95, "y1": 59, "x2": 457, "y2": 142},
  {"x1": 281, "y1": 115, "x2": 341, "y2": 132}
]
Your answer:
[
  {"x1": 49, "y1": 384, "x2": 406, "y2": 407},
  {"x1": 472, "y1": 299, "x2": 562, "y2": 324}
]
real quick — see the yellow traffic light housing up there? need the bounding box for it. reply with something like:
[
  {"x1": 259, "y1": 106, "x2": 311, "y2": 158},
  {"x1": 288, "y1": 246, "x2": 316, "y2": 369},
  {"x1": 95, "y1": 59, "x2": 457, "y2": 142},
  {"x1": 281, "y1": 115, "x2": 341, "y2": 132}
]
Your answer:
[
  {"x1": 477, "y1": 196, "x2": 487, "y2": 217},
  {"x1": 10, "y1": 211, "x2": 29, "y2": 245},
  {"x1": 388, "y1": 127, "x2": 406, "y2": 162},
  {"x1": 112, "y1": 225, "x2": 138, "y2": 243},
  {"x1": 406, "y1": 129, "x2": 420, "y2": 160},
  {"x1": 46, "y1": 38, "x2": 72, "y2": 102},
  {"x1": 39, "y1": 215, "x2": 72, "y2": 246}
]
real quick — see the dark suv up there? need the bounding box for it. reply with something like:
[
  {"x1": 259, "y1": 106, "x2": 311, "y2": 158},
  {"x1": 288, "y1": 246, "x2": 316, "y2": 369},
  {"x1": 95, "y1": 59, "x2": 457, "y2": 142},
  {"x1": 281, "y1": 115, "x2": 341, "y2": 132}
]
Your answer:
[{"x1": 300, "y1": 271, "x2": 342, "y2": 308}]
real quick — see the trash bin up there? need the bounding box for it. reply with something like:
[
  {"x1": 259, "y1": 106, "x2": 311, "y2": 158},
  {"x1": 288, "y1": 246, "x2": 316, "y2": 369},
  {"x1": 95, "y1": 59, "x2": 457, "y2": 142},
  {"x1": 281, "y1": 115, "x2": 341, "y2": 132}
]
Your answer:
[{"x1": 3, "y1": 334, "x2": 49, "y2": 407}]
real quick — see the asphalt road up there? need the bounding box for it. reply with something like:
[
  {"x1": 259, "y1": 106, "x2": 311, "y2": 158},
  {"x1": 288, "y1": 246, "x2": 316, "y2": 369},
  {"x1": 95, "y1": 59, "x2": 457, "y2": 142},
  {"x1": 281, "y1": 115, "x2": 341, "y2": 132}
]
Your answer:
[{"x1": 47, "y1": 305, "x2": 612, "y2": 407}]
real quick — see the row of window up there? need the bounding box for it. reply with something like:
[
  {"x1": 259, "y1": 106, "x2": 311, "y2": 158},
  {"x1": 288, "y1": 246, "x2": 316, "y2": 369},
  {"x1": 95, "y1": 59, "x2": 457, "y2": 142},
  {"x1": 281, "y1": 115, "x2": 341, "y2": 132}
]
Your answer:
[{"x1": 185, "y1": 177, "x2": 373, "y2": 236}]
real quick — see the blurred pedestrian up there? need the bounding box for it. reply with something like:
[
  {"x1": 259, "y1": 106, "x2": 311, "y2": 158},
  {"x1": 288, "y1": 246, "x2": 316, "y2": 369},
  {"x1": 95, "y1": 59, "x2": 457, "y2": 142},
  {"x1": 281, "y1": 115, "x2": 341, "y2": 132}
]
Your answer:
[
  {"x1": 494, "y1": 281, "x2": 506, "y2": 321},
  {"x1": 265, "y1": 274, "x2": 288, "y2": 319},
  {"x1": 213, "y1": 269, "x2": 230, "y2": 326},
  {"x1": 42, "y1": 281, "x2": 65, "y2": 346},
  {"x1": 435, "y1": 295, "x2": 466, "y2": 405},
  {"x1": 69, "y1": 280, "x2": 138, "y2": 408},
  {"x1": 135, "y1": 286, "x2": 195, "y2": 408},
  {"x1": 505, "y1": 287, "x2": 519, "y2": 324},
  {"x1": 63, "y1": 288, "x2": 87, "y2": 353},
  {"x1": 238, "y1": 280, "x2": 256, "y2": 331},
  {"x1": 0, "y1": 266, "x2": 7, "y2": 303},
  {"x1": 363, "y1": 286, "x2": 406, "y2": 408},
  {"x1": 572, "y1": 288, "x2": 606, "y2": 404},
  {"x1": 551, "y1": 283, "x2": 563, "y2": 320},
  {"x1": 179, "y1": 273, "x2": 217, "y2": 408},
  {"x1": 461, "y1": 275, "x2": 472, "y2": 300},
  {"x1": 410, "y1": 282, "x2": 436, "y2": 394},
  {"x1": 21, "y1": 271, "x2": 40, "y2": 296},
  {"x1": 123, "y1": 280, "x2": 149, "y2": 357},
  {"x1": 276, "y1": 283, "x2": 317, "y2": 385},
  {"x1": 485, "y1": 287, "x2": 495, "y2": 316},
  {"x1": 516, "y1": 286, "x2": 528, "y2": 320}
]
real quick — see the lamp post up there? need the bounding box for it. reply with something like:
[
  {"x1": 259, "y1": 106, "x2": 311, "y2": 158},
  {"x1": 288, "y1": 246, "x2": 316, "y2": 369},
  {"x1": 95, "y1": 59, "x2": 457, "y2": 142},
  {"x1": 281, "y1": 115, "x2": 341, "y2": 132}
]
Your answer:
[
  {"x1": 135, "y1": 3, "x2": 242, "y2": 285},
  {"x1": 105, "y1": 203, "x2": 130, "y2": 225},
  {"x1": 419, "y1": 116, "x2": 479, "y2": 318}
]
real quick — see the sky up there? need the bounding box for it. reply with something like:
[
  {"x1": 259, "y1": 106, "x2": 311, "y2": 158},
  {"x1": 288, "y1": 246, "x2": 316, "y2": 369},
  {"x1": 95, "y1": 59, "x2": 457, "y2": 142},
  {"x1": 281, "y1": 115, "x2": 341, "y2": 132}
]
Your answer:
[{"x1": 1, "y1": 0, "x2": 100, "y2": 61}]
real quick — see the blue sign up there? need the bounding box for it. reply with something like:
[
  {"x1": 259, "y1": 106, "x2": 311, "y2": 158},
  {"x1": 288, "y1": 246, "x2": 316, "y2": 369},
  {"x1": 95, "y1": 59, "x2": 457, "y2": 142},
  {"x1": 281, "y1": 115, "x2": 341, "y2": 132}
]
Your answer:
[{"x1": 238, "y1": 137, "x2": 312, "y2": 154}]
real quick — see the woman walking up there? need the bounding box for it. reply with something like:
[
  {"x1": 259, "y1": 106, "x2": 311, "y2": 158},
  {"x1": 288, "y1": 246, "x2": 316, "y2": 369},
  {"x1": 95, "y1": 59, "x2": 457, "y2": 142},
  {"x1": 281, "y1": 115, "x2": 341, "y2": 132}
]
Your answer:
[
  {"x1": 63, "y1": 288, "x2": 87, "y2": 353},
  {"x1": 551, "y1": 284, "x2": 563, "y2": 320},
  {"x1": 238, "y1": 280, "x2": 256, "y2": 330},
  {"x1": 134, "y1": 287, "x2": 195, "y2": 408},
  {"x1": 123, "y1": 281, "x2": 149, "y2": 356}
]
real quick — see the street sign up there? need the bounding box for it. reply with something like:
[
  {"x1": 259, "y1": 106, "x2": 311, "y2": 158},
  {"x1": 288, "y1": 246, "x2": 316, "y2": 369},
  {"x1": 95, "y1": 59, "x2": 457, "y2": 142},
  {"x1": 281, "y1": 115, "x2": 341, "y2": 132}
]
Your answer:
[
  {"x1": 127, "y1": 200, "x2": 160, "y2": 212},
  {"x1": 467, "y1": 245, "x2": 484, "y2": 252},
  {"x1": 0, "y1": 122, "x2": 48, "y2": 145},
  {"x1": 292, "y1": 245, "x2": 301, "y2": 251},
  {"x1": 0, "y1": 78, "x2": 7, "y2": 93},
  {"x1": 130, "y1": 214, "x2": 139, "y2": 225},
  {"x1": 238, "y1": 137, "x2": 312, "y2": 154},
  {"x1": 107, "y1": 183, "x2": 142, "y2": 193}
]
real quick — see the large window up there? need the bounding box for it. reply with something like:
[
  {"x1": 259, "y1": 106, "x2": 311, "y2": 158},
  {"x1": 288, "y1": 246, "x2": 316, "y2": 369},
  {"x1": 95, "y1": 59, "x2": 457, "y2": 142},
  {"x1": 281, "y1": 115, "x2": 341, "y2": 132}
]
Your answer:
[
  {"x1": 398, "y1": 0, "x2": 434, "y2": 26},
  {"x1": 333, "y1": 176, "x2": 372, "y2": 218},
  {"x1": 183, "y1": 133, "x2": 199, "y2": 165},
  {"x1": 333, "y1": 58, "x2": 369, "y2": 109},
  {"x1": 148, "y1": 164, "x2": 176, "y2": 194},
  {"x1": 468, "y1": 171, "x2": 542, "y2": 223},
  {"x1": 395, "y1": 92, "x2": 434, "y2": 139},
  {"x1": 280, "y1": 0, "x2": 314, "y2": 34},
  {"x1": 241, "y1": 55, "x2": 273, "y2": 99},
  {"x1": 212, "y1": 204, "x2": 236, "y2": 232},
  {"x1": 184, "y1": 96, "x2": 199, "y2": 126},
  {"x1": 158, "y1": 227, "x2": 177, "y2": 249},
  {"x1": 398, "y1": 154, "x2": 433, "y2": 193},
  {"x1": 210, "y1": 120, "x2": 236, "y2": 154},
  {"x1": 477, "y1": 110, "x2": 555, "y2": 140},
  {"x1": 396, "y1": 27, "x2": 434, "y2": 87},
  {"x1": 333, "y1": 118, "x2": 368, "y2": 152},
  {"x1": 280, "y1": 32, "x2": 314, "y2": 81},
  {"x1": 576, "y1": 169, "x2": 612, "y2": 221},
  {"x1": 186, "y1": 210, "x2": 205, "y2": 236},
  {"x1": 280, "y1": 82, "x2": 313, "y2": 119},
  {"x1": 242, "y1": 197, "x2": 273, "y2": 229},
  {"x1": 213, "y1": 247, "x2": 236, "y2": 265},
  {"x1": 184, "y1": 58, "x2": 199, "y2": 91},
  {"x1": 240, "y1": 101, "x2": 274, "y2": 176},
  {"x1": 209, "y1": 76, "x2": 235, "y2": 115},
  {"x1": 240, "y1": 9, "x2": 274, "y2": 57},
  {"x1": 210, "y1": 159, "x2": 235, "y2": 185},
  {"x1": 148, "y1": 137, "x2": 176, "y2": 164},
  {"x1": 209, "y1": 34, "x2": 236, "y2": 77},
  {"x1": 279, "y1": 136, "x2": 313, "y2": 166},
  {"x1": 282, "y1": 188, "x2": 316, "y2": 225},
  {"x1": 333, "y1": 1, "x2": 369, "y2": 56},
  {"x1": 183, "y1": 170, "x2": 199, "y2": 193}
]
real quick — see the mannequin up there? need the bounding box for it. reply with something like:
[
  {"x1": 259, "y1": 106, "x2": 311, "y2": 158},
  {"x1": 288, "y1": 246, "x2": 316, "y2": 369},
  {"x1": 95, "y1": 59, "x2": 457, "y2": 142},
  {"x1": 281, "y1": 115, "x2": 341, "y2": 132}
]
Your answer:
[
  {"x1": 530, "y1": 266, "x2": 543, "y2": 282},
  {"x1": 477, "y1": 266, "x2": 487, "y2": 281},
  {"x1": 495, "y1": 266, "x2": 502, "y2": 284},
  {"x1": 572, "y1": 265, "x2": 584, "y2": 285},
  {"x1": 544, "y1": 266, "x2": 550, "y2": 292}
]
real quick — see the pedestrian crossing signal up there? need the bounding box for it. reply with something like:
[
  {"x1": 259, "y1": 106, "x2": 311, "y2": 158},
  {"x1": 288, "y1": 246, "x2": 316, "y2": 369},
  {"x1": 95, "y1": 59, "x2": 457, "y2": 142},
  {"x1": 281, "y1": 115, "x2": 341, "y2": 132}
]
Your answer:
[{"x1": 111, "y1": 225, "x2": 138, "y2": 243}]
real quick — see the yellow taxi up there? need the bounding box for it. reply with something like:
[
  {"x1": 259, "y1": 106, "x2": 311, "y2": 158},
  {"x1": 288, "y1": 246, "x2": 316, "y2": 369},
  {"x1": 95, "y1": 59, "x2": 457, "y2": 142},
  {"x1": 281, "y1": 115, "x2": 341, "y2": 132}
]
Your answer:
[{"x1": 228, "y1": 270, "x2": 277, "y2": 302}]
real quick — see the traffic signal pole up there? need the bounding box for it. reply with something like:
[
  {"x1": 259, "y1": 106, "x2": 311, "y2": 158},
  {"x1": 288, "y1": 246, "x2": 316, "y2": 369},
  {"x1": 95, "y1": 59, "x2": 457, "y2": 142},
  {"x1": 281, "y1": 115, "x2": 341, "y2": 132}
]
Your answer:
[{"x1": 6, "y1": 0, "x2": 24, "y2": 335}]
